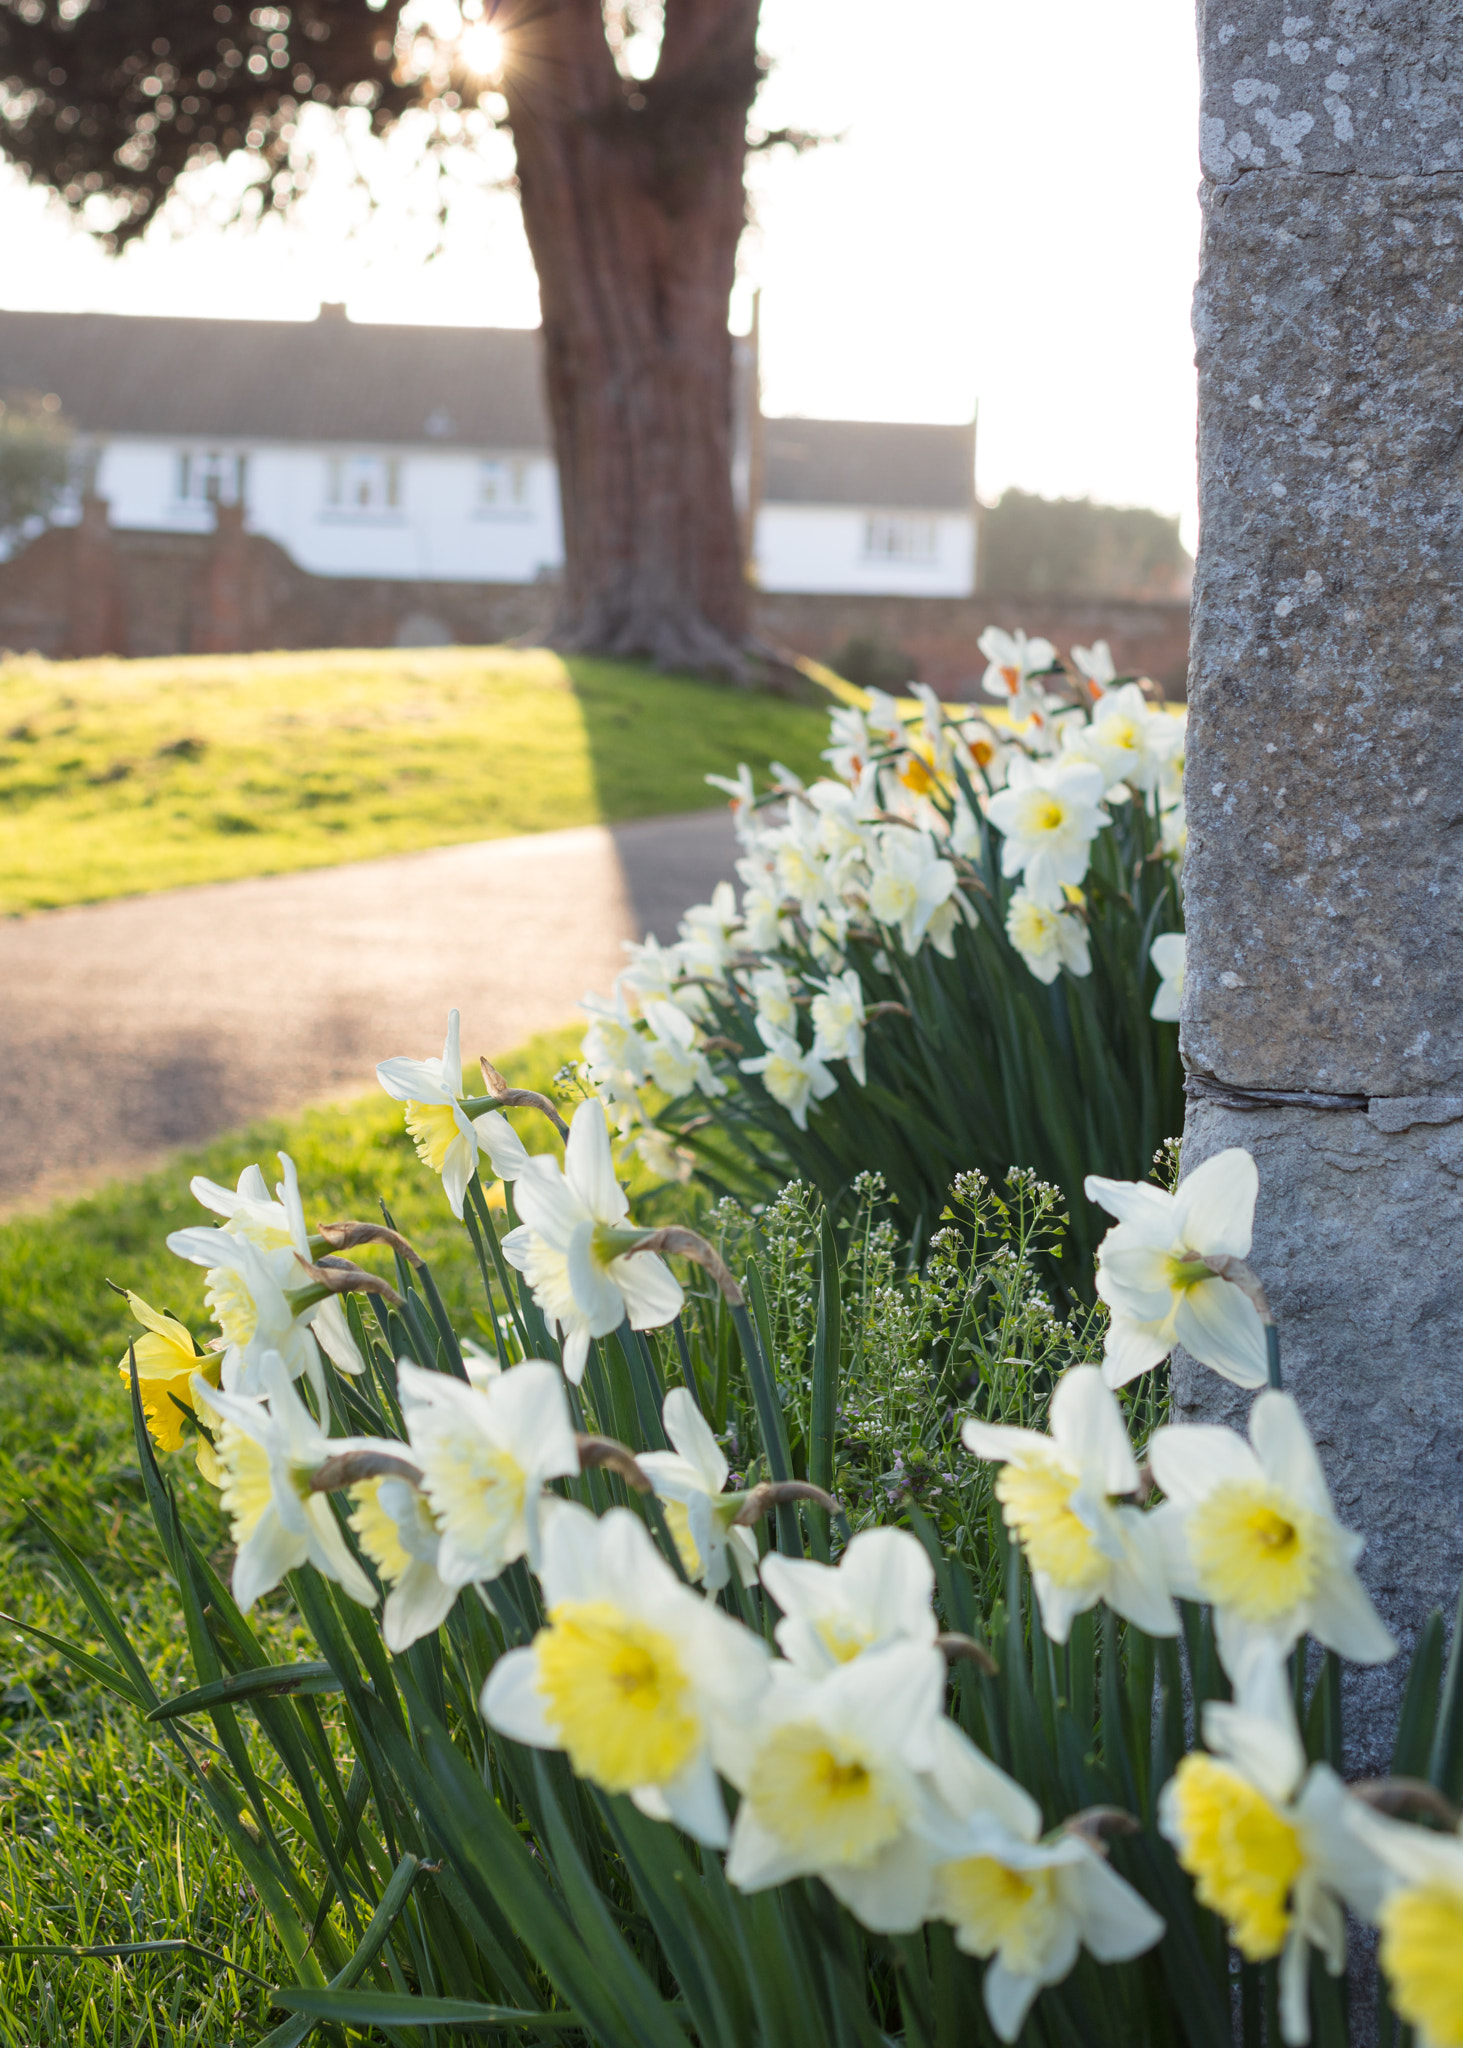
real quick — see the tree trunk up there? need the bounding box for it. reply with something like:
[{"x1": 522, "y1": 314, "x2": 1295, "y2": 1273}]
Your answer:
[{"x1": 498, "y1": 0, "x2": 759, "y2": 674}]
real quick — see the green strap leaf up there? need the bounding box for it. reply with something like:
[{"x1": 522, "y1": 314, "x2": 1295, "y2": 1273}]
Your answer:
[
  {"x1": 271, "y1": 1990, "x2": 583, "y2": 2027},
  {"x1": 146, "y1": 1661, "x2": 345, "y2": 1721}
]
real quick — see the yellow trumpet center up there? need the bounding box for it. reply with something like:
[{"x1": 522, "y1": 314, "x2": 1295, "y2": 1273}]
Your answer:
[
  {"x1": 747, "y1": 1721, "x2": 905, "y2": 1868},
  {"x1": 349, "y1": 1479, "x2": 414, "y2": 1585},
  {"x1": 405, "y1": 1100, "x2": 461, "y2": 1175},
  {"x1": 661, "y1": 1500, "x2": 703, "y2": 1581},
  {"x1": 996, "y1": 1450, "x2": 1106, "y2": 1593},
  {"x1": 1031, "y1": 796, "x2": 1065, "y2": 832},
  {"x1": 216, "y1": 1424, "x2": 275, "y2": 1549},
  {"x1": 1188, "y1": 1479, "x2": 1329, "y2": 1624},
  {"x1": 1380, "y1": 1880, "x2": 1463, "y2": 2048},
  {"x1": 814, "y1": 1614, "x2": 877, "y2": 1666},
  {"x1": 1167, "y1": 1754, "x2": 1302, "y2": 1961},
  {"x1": 206, "y1": 1267, "x2": 259, "y2": 1351},
  {"x1": 535, "y1": 1601, "x2": 698, "y2": 1793},
  {"x1": 936, "y1": 1856, "x2": 1061, "y2": 1971}
]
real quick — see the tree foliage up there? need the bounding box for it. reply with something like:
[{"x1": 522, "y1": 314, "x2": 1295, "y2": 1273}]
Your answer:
[
  {"x1": 0, "y1": 389, "x2": 71, "y2": 541},
  {"x1": 979, "y1": 489, "x2": 1192, "y2": 599}
]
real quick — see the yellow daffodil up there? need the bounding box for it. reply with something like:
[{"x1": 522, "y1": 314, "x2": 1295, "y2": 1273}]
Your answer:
[
  {"x1": 349, "y1": 1474, "x2": 457, "y2": 1653},
  {"x1": 1084, "y1": 1146, "x2": 1269, "y2": 1389},
  {"x1": 117, "y1": 1292, "x2": 217, "y2": 1453},
  {"x1": 962, "y1": 1366, "x2": 1177, "y2": 1644},
  {"x1": 1148, "y1": 1389, "x2": 1395, "y2": 1675},
  {"x1": 1159, "y1": 1644, "x2": 1384, "y2": 2044},
  {"x1": 1355, "y1": 1807, "x2": 1463, "y2": 2048},
  {"x1": 482, "y1": 1502, "x2": 768, "y2": 1846}
]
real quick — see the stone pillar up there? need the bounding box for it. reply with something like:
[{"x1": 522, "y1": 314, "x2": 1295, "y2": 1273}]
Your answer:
[
  {"x1": 64, "y1": 492, "x2": 126, "y2": 658},
  {"x1": 1179, "y1": 2, "x2": 1463, "y2": 1769},
  {"x1": 190, "y1": 500, "x2": 257, "y2": 655}
]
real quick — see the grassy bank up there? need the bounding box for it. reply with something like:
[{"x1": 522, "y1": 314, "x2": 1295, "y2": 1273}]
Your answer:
[
  {"x1": 0, "y1": 1030, "x2": 589, "y2": 2043},
  {"x1": 0, "y1": 647, "x2": 829, "y2": 914}
]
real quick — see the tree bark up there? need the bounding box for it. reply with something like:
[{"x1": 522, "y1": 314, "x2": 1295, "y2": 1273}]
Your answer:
[{"x1": 498, "y1": 0, "x2": 759, "y2": 673}]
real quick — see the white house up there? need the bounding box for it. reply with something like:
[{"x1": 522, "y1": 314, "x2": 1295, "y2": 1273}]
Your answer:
[{"x1": 0, "y1": 305, "x2": 977, "y2": 598}]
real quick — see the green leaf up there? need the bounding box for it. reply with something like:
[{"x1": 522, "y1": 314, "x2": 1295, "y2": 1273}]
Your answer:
[
  {"x1": 146, "y1": 1662, "x2": 344, "y2": 1721},
  {"x1": 0, "y1": 1607, "x2": 143, "y2": 1707},
  {"x1": 271, "y1": 1990, "x2": 583, "y2": 2027}
]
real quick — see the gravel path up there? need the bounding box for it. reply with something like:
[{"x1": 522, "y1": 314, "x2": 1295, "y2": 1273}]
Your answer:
[{"x1": 0, "y1": 810, "x2": 737, "y2": 1212}]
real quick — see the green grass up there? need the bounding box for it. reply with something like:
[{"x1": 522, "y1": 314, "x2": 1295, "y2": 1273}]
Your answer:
[
  {"x1": 0, "y1": 1029, "x2": 588, "y2": 2043},
  {"x1": 0, "y1": 647, "x2": 830, "y2": 914}
]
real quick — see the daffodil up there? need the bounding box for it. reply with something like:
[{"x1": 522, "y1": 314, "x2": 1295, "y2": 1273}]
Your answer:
[
  {"x1": 166, "y1": 1225, "x2": 331, "y2": 1408},
  {"x1": 738, "y1": 1018, "x2": 838, "y2": 1131},
  {"x1": 1084, "y1": 1147, "x2": 1270, "y2": 1389},
  {"x1": 722, "y1": 1642, "x2": 949, "y2": 1930},
  {"x1": 349, "y1": 1474, "x2": 458, "y2": 1653},
  {"x1": 117, "y1": 1292, "x2": 218, "y2": 1452},
  {"x1": 190, "y1": 1350, "x2": 379, "y2": 1612},
  {"x1": 864, "y1": 826, "x2": 957, "y2": 954},
  {"x1": 748, "y1": 962, "x2": 799, "y2": 1035},
  {"x1": 1148, "y1": 1389, "x2": 1395, "y2": 1673},
  {"x1": 1150, "y1": 931, "x2": 1185, "y2": 1021},
  {"x1": 635, "y1": 1388, "x2": 759, "y2": 1591},
  {"x1": 979, "y1": 626, "x2": 1058, "y2": 716},
  {"x1": 1005, "y1": 891, "x2": 1092, "y2": 985},
  {"x1": 580, "y1": 989, "x2": 648, "y2": 1108},
  {"x1": 1357, "y1": 1804, "x2": 1463, "y2": 2048},
  {"x1": 1062, "y1": 683, "x2": 1181, "y2": 797},
  {"x1": 482, "y1": 1501, "x2": 768, "y2": 1846},
  {"x1": 1159, "y1": 1643, "x2": 1385, "y2": 2044},
  {"x1": 822, "y1": 703, "x2": 872, "y2": 782},
  {"x1": 705, "y1": 762, "x2": 759, "y2": 840},
  {"x1": 500, "y1": 1100, "x2": 683, "y2": 1385},
  {"x1": 678, "y1": 881, "x2": 740, "y2": 984},
  {"x1": 759, "y1": 1525, "x2": 937, "y2": 1675},
  {"x1": 377, "y1": 1009, "x2": 530, "y2": 1219},
  {"x1": 809, "y1": 968, "x2": 868, "y2": 1084},
  {"x1": 926, "y1": 1718, "x2": 1164, "y2": 2041},
  {"x1": 1071, "y1": 639, "x2": 1116, "y2": 697},
  {"x1": 640, "y1": 1000, "x2": 724, "y2": 1101},
  {"x1": 397, "y1": 1357, "x2": 578, "y2": 1586},
  {"x1": 773, "y1": 805, "x2": 837, "y2": 926},
  {"x1": 962, "y1": 1366, "x2": 1177, "y2": 1644},
  {"x1": 985, "y1": 757, "x2": 1107, "y2": 909},
  {"x1": 191, "y1": 1153, "x2": 364, "y2": 1381}
]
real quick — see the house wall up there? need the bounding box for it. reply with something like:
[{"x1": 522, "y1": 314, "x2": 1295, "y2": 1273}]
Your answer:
[
  {"x1": 89, "y1": 437, "x2": 565, "y2": 585},
  {"x1": 754, "y1": 504, "x2": 976, "y2": 598}
]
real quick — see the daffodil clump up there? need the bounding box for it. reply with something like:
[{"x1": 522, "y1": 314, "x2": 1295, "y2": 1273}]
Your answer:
[
  {"x1": 95, "y1": 1084, "x2": 1461, "y2": 2048},
  {"x1": 575, "y1": 631, "x2": 1187, "y2": 1271}
]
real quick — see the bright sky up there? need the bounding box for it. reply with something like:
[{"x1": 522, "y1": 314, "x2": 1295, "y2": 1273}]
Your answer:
[{"x1": 0, "y1": 0, "x2": 1201, "y2": 546}]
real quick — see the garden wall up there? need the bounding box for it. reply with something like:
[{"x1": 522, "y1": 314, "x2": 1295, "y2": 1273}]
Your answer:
[{"x1": 0, "y1": 502, "x2": 1189, "y2": 695}]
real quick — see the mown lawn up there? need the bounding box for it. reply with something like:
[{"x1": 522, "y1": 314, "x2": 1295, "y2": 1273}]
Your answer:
[
  {"x1": 0, "y1": 1029, "x2": 599, "y2": 2044},
  {"x1": 0, "y1": 647, "x2": 829, "y2": 914}
]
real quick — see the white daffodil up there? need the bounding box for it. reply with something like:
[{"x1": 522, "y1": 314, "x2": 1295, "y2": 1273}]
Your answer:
[
  {"x1": 1357, "y1": 1803, "x2": 1463, "y2": 2048},
  {"x1": 809, "y1": 968, "x2": 868, "y2": 1084},
  {"x1": 618, "y1": 934, "x2": 685, "y2": 1014},
  {"x1": 640, "y1": 1000, "x2": 724, "y2": 1101},
  {"x1": 1150, "y1": 931, "x2": 1185, "y2": 1021},
  {"x1": 635, "y1": 1387, "x2": 759, "y2": 1591},
  {"x1": 192, "y1": 1152, "x2": 364, "y2": 1381},
  {"x1": 377, "y1": 1010, "x2": 530, "y2": 1219},
  {"x1": 806, "y1": 777, "x2": 877, "y2": 872},
  {"x1": 1159, "y1": 1642, "x2": 1386, "y2": 2044},
  {"x1": 1005, "y1": 891, "x2": 1092, "y2": 985},
  {"x1": 962, "y1": 1366, "x2": 1177, "y2": 1645},
  {"x1": 191, "y1": 1350, "x2": 378, "y2": 1612},
  {"x1": 1071, "y1": 639, "x2": 1117, "y2": 698},
  {"x1": 482, "y1": 1501, "x2": 769, "y2": 1846},
  {"x1": 747, "y1": 961, "x2": 799, "y2": 1035},
  {"x1": 166, "y1": 1225, "x2": 330, "y2": 1407},
  {"x1": 865, "y1": 826, "x2": 957, "y2": 954},
  {"x1": 738, "y1": 1018, "x2": 838, "y2": 1131},
  {"x1": 772, "y1": 804, "x2": 837, "y2": 927},
  {"x1": 580, "y1": 989, "x2": 649, "y2": 1107},
  {"x1": 500, "y1": 1100, "x2": 684, "y2": 1385},
  {"x1": 1062, "y1": 684, "x2": 1181, "y2": 799},
  {"x1": 678, "y1": 882, "x2": 740, "y2": 984},
  {"x1": 633, "y1": 1126, "x2": 696, "y2": 1185},
  {"x1": 396, "y1": 1358, "x2": 578, "y2": 1587},
  {"x1": 985, "y1": 757, "x2": 1107, "y2": 910},
  {"x1": 822, "y1": 704, "x2": 873, "y2": 783},
  {"x1": 759, "y1": 1526, "x2": 938, "y2": 1676},
  {"x1": 1148, "y1": 1389, "x2": 1394, "y2": 1674},
  {"x1": 1085, "y1": 1147, "x2": 1269, "y2": 1389},
  {"x1": 723, "y1": 1642, "x2": 951, "y2": 1929},
  {"x1": 705, "y1": 763, "x2": 758, "y2": 841},
  {"x1": 979, "y1": 626, "x2": 1058, "y2": 716},
  {"x1": 349, "y1": 1474, "x2": 458, "y2": 1653},
  {"x1": 927, "y1": 1718, "x2": 1165, "y2": 2042},
  {"x1": 737, "y1": 868, "x2": 789, "y2": 953}
]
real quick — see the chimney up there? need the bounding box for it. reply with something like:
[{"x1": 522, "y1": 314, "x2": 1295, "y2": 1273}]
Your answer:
[{"x1": 318, "y1": 302, "x2": 349, "y2": 323}]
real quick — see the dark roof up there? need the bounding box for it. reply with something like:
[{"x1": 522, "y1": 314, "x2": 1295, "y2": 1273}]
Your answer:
[
  {"x1": 0, "y1": 309, "x2": 551, "y2": 449},
  {"x1": 761, "y1": 417, "x2": 975, "y2": 511}
]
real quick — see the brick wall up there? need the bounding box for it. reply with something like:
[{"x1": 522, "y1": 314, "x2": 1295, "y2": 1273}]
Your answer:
[{"x1": 0, "y1": 505, "x2": 1189, "y2": 695}]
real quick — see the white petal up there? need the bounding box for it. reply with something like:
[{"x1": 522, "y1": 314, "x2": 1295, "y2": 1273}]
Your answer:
[
  {"x1": 1278, "y1": 1924, "x2": 1313, "y2": 2047},
  {"x1": 493, "y1": 1359, "x2": 580, "y2": 1479},
  {"x1": 1305, "y1": 1563, "x2": 1396, "y2": 1666},
  {"x1": 838, "y1": 1527, "x2": 938, "y2": 1642},
  {"x1": 1172, "y1": 1148, "x2": 1258, "y2": 1259},
  {"x1": 661, "y1": 1388, "x2": 728, "y2": 1492},
  {"x1": 1147, "y1": 1423, "x2": 1260, "y2": 1503},
  {"x1": 1248, "y1": 1392, "x2": 1333, "y2": 1510},
  {"x1": 1100, "y1": 1311, "x2": 1174, "y2": 1387},
  {"x1": 1050, "y1": 1367, "x2": 1138, "y2": 1494},
  {"x1": 961, "y1": 1419, "x2": 1052, "y2": 1465},
  {"x1": 312, "y1": 1296, "x2": 364, "y2": 1377},
  {"x1": 440, "y1": 1126, "x2": 478, "y2": 1221},
  {"x1": 567, "y1": 1221, "x2": 630, "y2": 1336},
  {"x1": 234, "y1": 1507, "x2": 305, "y2": 1610},
  {"x1": 481, "y1": 1648, "x2": 557, "y2": 1746},
  {"x1": 656, "y1": 1750, "x2": 729, "y2": 1848},
  {"x1": 1148, "y1": 1500, "x2": 1202, "y2": 1600},
  {"x1": 383, "y1": 1560, "x2": 459, "y2": 1652},
  {"x1": 1031, "y1": 1570, "x2": 1096, "y2": 1645},
  {"x1": 304, "y1": 1496, "x2": 379, "y2": 1607},
  {"x1": 725, "y1": 1806, "x2": 805, "y2": 1893},
  {"x1": 983, "y1": 1958, "x2": 1042, "y2": 2044},
  {"x1": 1102, "y1": 1508, "x2": 1180, "y2": 1637},
  {"x1": 613, "y1": 1250, "x2": 685, "y2": 1332},
  {"x1": 1172, "y1": 1280, "x2": 1270, "y2": 1387},
  {"x1": 1083, "y1": 1176, "x2": 1175, "y2": 1235},
  {"x1": 477, "y1": 1110, "x2": 531, "y2": 1183},
  {"x1": 1062, "y1": 1851, "x2": 1166, "y2": 1961},
  {"x1": 824, "y1": 1831, "x2": 940, "y2": 1934},
  {"x1": 565, "y1": 1099, "x2": 627, "y2": 1223},
  {"x1": 561, "y1": 1325, "x2": 590, "y2": 1386},
  {"x1": 376, "y1": 1056, "x2": 450, "y2": 1106}
]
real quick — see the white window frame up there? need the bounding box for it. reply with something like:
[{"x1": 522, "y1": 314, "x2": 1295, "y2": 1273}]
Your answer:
[
  {"x1": 175, "y1": 448, "x2": 248, "y2": 506},
  {"x1": 323, "y1": 452, "x2": 404, "y2": 519},
  {"x1": 862, "y1": 513, "x2": 939, "y2": 564},
  {"x1": 475, "y1": 455, "x2": 532, "y2": 517}
]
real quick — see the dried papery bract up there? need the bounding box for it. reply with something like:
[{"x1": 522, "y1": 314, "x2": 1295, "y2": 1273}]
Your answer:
[
  {"x1": 479, "y1": 1055, "x2": 571, "y2": 1141},
  {"x1": 314, "y1": 1220, "x2": 424, "y2": 1269}
]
